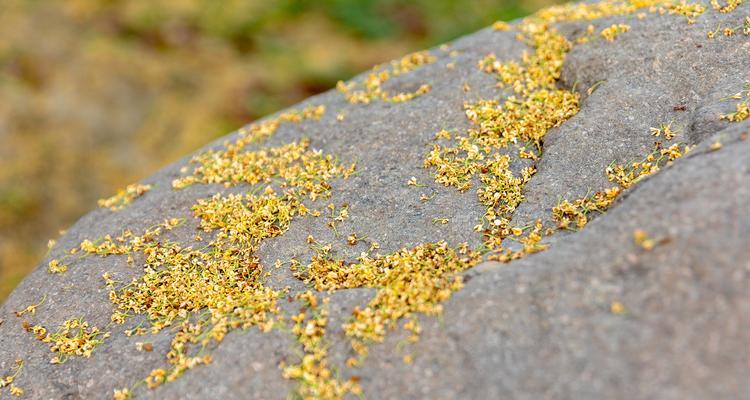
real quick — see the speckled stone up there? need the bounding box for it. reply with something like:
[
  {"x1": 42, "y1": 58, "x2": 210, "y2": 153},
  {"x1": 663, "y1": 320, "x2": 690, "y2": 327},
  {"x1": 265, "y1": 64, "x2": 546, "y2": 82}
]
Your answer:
[{"x1": 1, "y1": 4, "x2": 749, "y2": 399}]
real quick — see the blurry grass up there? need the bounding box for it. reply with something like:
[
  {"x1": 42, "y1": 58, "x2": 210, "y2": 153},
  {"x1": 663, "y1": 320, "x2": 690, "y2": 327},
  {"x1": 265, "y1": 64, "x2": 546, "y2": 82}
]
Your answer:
[{"x1": 0, "y1": 0, "x2": 558, "y2": 300}]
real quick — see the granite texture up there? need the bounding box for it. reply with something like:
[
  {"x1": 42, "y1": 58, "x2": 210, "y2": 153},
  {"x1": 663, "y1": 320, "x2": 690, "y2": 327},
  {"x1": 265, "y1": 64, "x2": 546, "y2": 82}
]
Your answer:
[{"x1": 1, "y1": 3, "x2": 749, "y2": 399}]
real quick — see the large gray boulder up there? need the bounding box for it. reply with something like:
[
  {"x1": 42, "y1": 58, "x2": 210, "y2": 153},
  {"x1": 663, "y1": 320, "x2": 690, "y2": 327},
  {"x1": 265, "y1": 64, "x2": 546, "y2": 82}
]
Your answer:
[{"x1": 1, "y1": 1, "x2": 749, "y2": 399}]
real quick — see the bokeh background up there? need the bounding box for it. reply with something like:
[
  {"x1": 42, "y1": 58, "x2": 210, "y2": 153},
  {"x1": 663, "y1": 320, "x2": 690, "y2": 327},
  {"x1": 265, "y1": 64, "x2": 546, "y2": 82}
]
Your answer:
[{"x1": 0, "y1": 0, "x2": 557, "y2": 300}]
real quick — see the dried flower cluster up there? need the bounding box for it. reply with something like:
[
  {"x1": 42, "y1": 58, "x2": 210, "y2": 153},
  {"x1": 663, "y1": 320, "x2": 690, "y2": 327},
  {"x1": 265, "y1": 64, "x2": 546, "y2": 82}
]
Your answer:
[
  {"x1": 710, "y1": 0, "x2": 743, "y2": 13},
  {"x1": 724, "y1": 103, "x2": 749, "y2": 120},
  {"x1": 172, "y1": 139, "x2": 354, "y2": 195},
  {"x1": 25, "y1": 318, "x2": 109, "y2": 364},
  {"x1": 553, "y1": 118, "x2": 691, "y2": 229},
  {"x1": 633, "y1": 229, "x2": 656, "y2": 250},
  {"x1": 296, "y1": 241, "x2": 480, "y2": 361},
  {"x1": 720, "y1": 82, "x2": 750, "y2": 122},
  {"x1": 47, "y1": 259, "x2": 68, "y2": 274},
  {"x1": 554, "y1": 139, "x2": 689, "y2": 231},
  {"x1": 325, "y1": 203, "x2": 350, "y2": 236},
  {"x1": 112, "y1": 388, "x2": 131, "y2": 400},
  {"x1": 32, "y1": 102, "x2": 354, "y2": 395},
  {"x1": 281, "y1": 292, "x2": 361, "y2": 399},
  {"x1": 610, "y1": 301, "x2": 627, "y2": 314},
  {"x1": 0, "y1": 358, "x2": 24, "y2": 397},
  {"x1": 336, "y1": 51, "x2": 436, "y2": 104},
  {"x1": 424, "y1": 0, "x2": 681, "y2": 260},
  {"x1": 601, "y1": 23, "x2": 631, "y2": 41},
  {"x1": 44, "y1": 219, "x2": 183, "y2": 277},
  {"x1": 493, "y1": 21, "x2": 511, "y2": 31},
  {"x1": 43, "y1": 107, "x2": 356, "y2": 394},
  {"x1": 98, "y1": 184, "x2": 152, "y2": 211},
  {"x1": 606, "y1": 141, "x2": 692, "y2": 188},
  {"x1": 423, "y1": 0, "x2": 705, "y2": 261},
  {"x1": 650, "y1": 121, "x2": 678, "y2": 139},
  {"x1": 666, "y1": 1, "x2": 706, "y2": 22},
  {"x1": 173, "y1": 106, "x2": 337, "y2": 190},
  {"x1": 552, "y1": 188, "x2": 622, "y2": 229},
  {"x1": 14, "y1": 295, "x2": 45, "y2": 317},
  {"x1": 116, "y1": 172, "x2": 352, "y2": 387},
  {"x1": 236, "y1": 105, "x2": 326, "y2": 148}
]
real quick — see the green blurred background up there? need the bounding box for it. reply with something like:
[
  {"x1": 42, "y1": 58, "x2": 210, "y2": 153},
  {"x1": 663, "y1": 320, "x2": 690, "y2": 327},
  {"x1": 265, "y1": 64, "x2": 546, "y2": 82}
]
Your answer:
[{"x1": 0, "y1": 0, "x2": 556, "y2": 300}]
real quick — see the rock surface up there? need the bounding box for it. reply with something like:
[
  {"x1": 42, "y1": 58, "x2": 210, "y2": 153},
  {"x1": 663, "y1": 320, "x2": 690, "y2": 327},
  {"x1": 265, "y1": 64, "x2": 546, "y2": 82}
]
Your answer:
[{"x1": 2, "y1": 1, "x2": 750, "y2": 399}]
